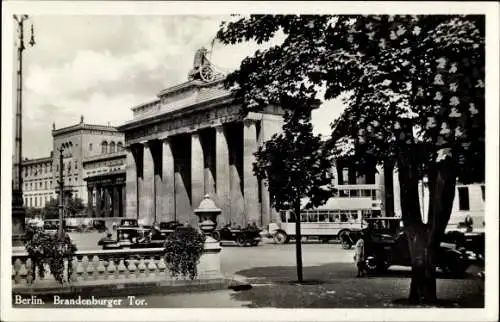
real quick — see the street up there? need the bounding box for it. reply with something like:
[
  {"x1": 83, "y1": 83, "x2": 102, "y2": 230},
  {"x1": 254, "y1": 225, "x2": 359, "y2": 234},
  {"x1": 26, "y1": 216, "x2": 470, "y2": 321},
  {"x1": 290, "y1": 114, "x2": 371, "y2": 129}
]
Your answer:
[{"x1": 58, "y1": 232, "x2": 484, "y2": 308}]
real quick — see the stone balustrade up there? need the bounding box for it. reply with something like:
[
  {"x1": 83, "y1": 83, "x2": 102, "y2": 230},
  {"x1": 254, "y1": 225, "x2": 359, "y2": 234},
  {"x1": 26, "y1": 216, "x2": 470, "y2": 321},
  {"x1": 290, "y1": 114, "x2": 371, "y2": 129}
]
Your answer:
[{"x1": 12, "y1": 246, "x2": 223, "y2": 289}]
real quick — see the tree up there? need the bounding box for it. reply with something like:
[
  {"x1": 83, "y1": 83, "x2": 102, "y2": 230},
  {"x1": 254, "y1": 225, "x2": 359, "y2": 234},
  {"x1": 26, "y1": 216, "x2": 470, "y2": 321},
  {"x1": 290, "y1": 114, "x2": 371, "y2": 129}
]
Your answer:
[
  {"x1": 253, "y1": 107, "x2": 333, "y2": 282},
  {"x1": 217, "y1": 15, "x2": 484, "y2": 304},
  {"x1": 41, "y1": 196, "x2": 86, "y2": 219}
]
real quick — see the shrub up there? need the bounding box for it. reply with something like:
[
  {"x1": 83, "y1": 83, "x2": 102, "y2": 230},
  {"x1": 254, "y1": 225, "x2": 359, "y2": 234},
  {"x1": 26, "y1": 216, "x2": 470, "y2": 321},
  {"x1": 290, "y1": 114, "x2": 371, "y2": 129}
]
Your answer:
[
  {"x1": 163, "y1": 227, "x2": 206, "y2": 280},
  {"x1": 24, "y1": 226, "x2": 77, "y2": 284}
]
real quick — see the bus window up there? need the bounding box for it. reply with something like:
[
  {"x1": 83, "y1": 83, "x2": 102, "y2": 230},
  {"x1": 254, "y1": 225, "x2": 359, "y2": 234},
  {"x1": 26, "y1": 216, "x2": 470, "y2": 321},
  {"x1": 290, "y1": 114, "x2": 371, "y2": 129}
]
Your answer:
[
  {"x1": 318, "y1": 212, "x2": 328, "y2": 222},
  {"x1": 300, "y1": 214, "x2": 308, "y2": 222},
  {"x1": 308, "y1": 213, "x2": 318, "y2": 222},
  {"x1": 351, "y1": 211, "x2": 359, "y2": 221},
  {"x1": 328, "y1": 213, "x2": 336, "y2": 222},
  {"x1": 362, "y1": 189, "x2": 371, "y2": 197},
  {"x1": 340, "y1": 213, "x2": 348, "y2": 222},
  {"x1": 289, "y1": 212, "x2": 297, "y2": 222},
  {"x1": 350, "y1": 189, "x2": 359, "y2": 197},
  {"x1": 339, "y1": 190, "x2": 348, "y2": 197}
]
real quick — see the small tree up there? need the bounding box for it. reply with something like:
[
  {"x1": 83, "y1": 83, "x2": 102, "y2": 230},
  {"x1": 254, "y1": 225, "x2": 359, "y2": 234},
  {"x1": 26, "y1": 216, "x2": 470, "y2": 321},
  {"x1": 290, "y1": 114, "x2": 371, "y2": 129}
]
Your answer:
[{"x1": 253, "y1": 106, "x2": 333, "y2": 282}]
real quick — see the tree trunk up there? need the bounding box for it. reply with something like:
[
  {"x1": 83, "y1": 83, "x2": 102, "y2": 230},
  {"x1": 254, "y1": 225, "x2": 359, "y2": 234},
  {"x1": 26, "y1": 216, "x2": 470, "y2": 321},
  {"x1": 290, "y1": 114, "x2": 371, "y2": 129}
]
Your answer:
[
  {"x1": 406, "y1": 225, "x2": 437, "y2": 304},
  {"x1": 398, "y1": 156, "x2": 458, "y2": 305},
  {"x1": 294, "y1": 199, "x2": 303, "y2": 283}
]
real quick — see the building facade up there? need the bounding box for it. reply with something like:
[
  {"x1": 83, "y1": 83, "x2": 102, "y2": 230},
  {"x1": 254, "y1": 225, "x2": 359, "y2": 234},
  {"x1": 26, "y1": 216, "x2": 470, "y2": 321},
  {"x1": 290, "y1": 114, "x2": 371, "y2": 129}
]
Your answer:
[
  {"x1": 118, "y1": 76, "x2": 284, "y2": 227},
  {"x1": 83, "y1": 151, "x2": 126, "y2": 219},
  {"x1": 21, "y1": 155, "x2": 55, "y2": 208},
  {"x1": 51, "y1": 116, "x2": 125, "y2": 205}
]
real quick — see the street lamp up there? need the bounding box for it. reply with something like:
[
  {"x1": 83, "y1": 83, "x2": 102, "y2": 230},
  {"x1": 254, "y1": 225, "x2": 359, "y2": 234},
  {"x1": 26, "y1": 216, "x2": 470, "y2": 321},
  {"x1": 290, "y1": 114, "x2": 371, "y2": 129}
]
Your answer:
[
  {"x1": 12, "y1": 15, "x2": 35, "y2": 244},
  {"x1": 57, "y1": 145, "x2": 65, "y2": 238}
]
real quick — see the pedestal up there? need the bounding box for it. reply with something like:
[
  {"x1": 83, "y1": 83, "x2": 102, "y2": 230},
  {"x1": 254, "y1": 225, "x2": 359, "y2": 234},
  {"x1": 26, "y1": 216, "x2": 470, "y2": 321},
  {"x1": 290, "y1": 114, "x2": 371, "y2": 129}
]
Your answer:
[
  {"x1": 197, "y1": 236, "x2": 223, "y2": 279},
  {"x1": 12, "y1": 205, "x2": 26, "y2": 247}
]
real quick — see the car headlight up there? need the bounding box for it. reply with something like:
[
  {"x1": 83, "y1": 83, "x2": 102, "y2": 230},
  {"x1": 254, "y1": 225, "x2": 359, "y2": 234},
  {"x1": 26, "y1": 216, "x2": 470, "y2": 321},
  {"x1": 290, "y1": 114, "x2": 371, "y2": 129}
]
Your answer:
[{"x1": 123, "y1": 233, "x2": 129, "y2": 239}]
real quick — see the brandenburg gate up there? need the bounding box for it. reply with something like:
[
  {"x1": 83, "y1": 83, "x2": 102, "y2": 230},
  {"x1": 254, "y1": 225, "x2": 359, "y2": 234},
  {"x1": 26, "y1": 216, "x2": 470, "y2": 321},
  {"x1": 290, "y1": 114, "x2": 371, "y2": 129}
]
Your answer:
[{"x1": 118, "y1": 51, "x2": 284, "y2": 227}]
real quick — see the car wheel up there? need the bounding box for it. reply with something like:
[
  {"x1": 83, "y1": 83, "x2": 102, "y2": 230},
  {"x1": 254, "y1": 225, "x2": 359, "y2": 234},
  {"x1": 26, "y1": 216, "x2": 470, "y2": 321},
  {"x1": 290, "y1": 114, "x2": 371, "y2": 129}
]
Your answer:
[
  {"x1": 236, "y1": 235, "x2": 246, "y2": 247},
  {"x1": 341, "y1": 239, "x2": 352, "y2": 250},
  {"x1": 212, "y1": 231, "x2": 221, "y2": 241},
  {"x1": 273, "y1": 231, "x2": 288, "y2": 244},
  {"x1": 251, "y1": 240, "x2": 259, "y2": 246}
]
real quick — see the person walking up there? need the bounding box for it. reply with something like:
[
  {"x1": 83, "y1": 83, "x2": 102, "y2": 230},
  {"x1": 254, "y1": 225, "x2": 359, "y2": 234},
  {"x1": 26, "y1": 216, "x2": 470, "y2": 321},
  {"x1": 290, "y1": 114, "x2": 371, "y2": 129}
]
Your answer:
[{"x1": 354, "y1": 232, "x2": 367, "y2": 277}]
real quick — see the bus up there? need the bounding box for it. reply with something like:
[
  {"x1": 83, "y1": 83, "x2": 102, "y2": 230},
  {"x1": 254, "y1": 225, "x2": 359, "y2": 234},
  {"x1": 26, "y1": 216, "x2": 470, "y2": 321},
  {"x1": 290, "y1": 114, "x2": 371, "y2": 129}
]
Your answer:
[{"x1": 267, "y1": 184, "x2": 383, "y2": 244}]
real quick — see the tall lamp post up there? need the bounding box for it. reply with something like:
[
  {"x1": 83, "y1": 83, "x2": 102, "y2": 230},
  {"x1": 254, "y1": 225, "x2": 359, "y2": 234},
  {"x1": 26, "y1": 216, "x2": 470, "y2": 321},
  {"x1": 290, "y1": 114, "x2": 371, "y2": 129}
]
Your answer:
[
  {"x1": 57, "y1": 145, "x2": 65, "y2": 238},
  {"x1": 12, "y1": 15, "x2": 35, "y2": 245}
]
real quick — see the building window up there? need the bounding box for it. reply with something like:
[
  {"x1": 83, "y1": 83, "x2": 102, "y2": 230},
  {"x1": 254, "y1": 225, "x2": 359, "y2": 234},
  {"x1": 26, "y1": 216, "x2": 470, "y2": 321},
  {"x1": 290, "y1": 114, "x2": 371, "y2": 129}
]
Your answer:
[
  {"x1": 29, "y1": 197, "x2": 32, "y2": 207},
  {"x1": 101, "y1": 141, "x2": 108, "y2": 154},
  {"x1": 481, "y1": 185, "x2": 485, "y2": 201},
  {"x1": 50, "y1": 180, "x2": 52, "y2": 188},
  {"x1": 117, "y1": 142, "x2": 123, "y2": 151},
  {"x1": 30, "y1": 183, "x2": 33, "y2": 190},
  {"x1": 34, "y1": 197, "x2": 37, "y2": 207},
  {"x1": 89, "y1": 143, "x2": 93, "y2": 151},
  {"x1": 109, "y1": 141, "x2": 116, "y2": 153},
  {"x1": 75, "y1": 161, "x2": 78, "y2": 169},
  {"x1": 458, "y1": 187, "x2": 470, "y2": 211}
]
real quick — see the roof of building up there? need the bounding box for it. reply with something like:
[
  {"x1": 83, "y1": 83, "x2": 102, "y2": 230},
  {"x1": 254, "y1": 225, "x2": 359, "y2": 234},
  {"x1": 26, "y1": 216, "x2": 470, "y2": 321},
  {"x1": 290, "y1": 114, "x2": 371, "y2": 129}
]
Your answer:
[
  {"x1": 21, "y1": 156, "x2": 52, "y2": 165},
  {"x1": 52, "y1": 122, "x2": 119, "y2": 137}
]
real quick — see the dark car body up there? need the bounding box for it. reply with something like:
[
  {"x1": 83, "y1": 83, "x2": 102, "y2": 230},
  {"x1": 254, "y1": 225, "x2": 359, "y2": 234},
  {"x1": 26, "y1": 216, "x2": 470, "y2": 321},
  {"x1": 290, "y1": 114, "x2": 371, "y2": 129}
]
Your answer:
[
  {"x1": 92, "y1": 219, "x2": 107, "y2": 233},
  {"x1": 361, "y1": 218, "x2": 470, "y2": 277},
  {"x1": 100, "y1": 220, "x2": 183, "y2": 249},
  {"x1": 212, "y1": 226, "x2": 262, "y2": 246}
]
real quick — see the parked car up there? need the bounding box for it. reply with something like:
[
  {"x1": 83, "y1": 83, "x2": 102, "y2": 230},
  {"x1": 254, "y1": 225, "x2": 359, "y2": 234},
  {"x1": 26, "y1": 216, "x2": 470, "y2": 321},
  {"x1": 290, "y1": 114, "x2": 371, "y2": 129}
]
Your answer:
[
  {"x1": 43, "y1": 219, "x2": 66, "y2": 234},
  {"x1": 212, "y1": 224, "x2": 262, "y2": 246},
  {"x1": 100, "y1": 219, "x2": 183, "y2": 249},
  {"x1": 360, "y1": 217, "x2": 470, "y2": 277},
  {"x1": 91, "y1": 219, "x2": 107, "y2": 233}
]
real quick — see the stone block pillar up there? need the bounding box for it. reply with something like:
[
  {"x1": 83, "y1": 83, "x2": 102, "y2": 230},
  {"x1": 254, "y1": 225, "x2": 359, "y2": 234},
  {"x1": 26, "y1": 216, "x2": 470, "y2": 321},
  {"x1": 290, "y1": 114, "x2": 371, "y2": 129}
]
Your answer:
[
  {"x1": 125, "y1": 147, "x2": 138, "y2": 219},
  {"x1": 161, "y1": 138, "x2": 176, "y2": 222},
  {"x1": 96, "y1": 186, "x2": 102, "y2": 218},
  {"x1": 191, "y1": 132, "x2": 205, "y2": 213},
  {"x1": 104, "y1": 187, "x2": 111, "y2": 217},
  {"x1": 259, "y1": 114, "x2": 283, "y2": 226},
  {"x1": 243, "y1": 120, "x2": 260, "y2": 226},
  {"x1": 113, "y1": 185, "x2": 120, "y2": 217},
  {"x1": 141, "y1": 142, "x2": 155, "y2": 225},
  {"x1": 215, "y1": 125, "x2": 230, "y2": 226},
  {"x1": 87, "y1": 186, "x2": 93, "y2": 217}
]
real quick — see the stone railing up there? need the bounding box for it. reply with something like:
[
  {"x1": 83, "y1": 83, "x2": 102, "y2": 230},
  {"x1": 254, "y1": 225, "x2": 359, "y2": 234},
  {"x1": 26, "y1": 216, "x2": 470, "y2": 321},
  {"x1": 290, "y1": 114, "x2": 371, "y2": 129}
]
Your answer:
[{"x1": 12, "y1": 246, "x2": 223, "y2": 289}]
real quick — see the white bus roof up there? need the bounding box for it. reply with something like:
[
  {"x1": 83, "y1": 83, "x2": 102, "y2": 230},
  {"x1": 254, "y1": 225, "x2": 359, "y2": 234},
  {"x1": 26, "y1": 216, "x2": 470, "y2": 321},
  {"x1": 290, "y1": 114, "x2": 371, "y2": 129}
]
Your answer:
[{"x1": 313, "y1": 197, "x2": 380, "y2": 211}]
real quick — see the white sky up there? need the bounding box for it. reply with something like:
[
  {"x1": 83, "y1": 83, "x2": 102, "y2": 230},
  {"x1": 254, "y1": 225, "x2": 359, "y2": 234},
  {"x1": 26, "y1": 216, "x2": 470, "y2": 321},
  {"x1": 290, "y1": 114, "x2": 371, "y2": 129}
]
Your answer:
[{"x1": 15, "y1": 15, "x2": 345, "y2": 158}]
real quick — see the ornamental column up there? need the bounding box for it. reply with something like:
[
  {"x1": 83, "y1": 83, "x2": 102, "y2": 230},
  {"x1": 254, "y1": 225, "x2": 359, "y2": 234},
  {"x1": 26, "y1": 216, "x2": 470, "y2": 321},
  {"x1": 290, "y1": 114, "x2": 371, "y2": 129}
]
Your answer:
[
  {"x1": 141, "y1": 142, "x2": 155, "y2": 225},
  {"x1": 243, "y1": 119, "x2": 260, "y2": 226},
  {"x1": 87, "y1": 185, "x2": 93, "y2": 217},
  {"x1": 161, "y1": 138, "x2": 176, "y2": 222},
  {"x1": 125, "y1": 146, "x2": 139, "y2": 219},
  {"x1": 191, "y1": 132, "x2": 204, "y2": 213},
  {"x1": 215, "y1": 125, "x2": 230, "y2": 226},
  {"x1": 113, "y1": 185, "x2": 120, "y2": 217},
  {"x1": 104, "y1": 187, "x2": 110, "y2": 217},
  {"x1": 95, "y1": 186, "x2": 102, "y2": 218}
]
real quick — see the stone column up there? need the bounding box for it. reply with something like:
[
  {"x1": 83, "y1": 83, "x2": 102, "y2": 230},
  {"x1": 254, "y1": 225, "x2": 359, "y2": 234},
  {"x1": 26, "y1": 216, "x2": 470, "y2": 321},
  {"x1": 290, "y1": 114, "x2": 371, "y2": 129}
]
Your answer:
[
  {"x1": 161, "y1": 138, "x2": 176, "y2": 222},
  {"x1": 87, "y1": 185, "x2": 93, "y2": 217},
  {"x1": 141, "y1": 142, "x2": 155, "y2": 225},
  {"x1": 113, "y1": 185, "x2": 120, "y2": 217},
  {"x1": 229, "y1": 125, "x2": 245, "y2": 227},
  {"x1": 96, "y1": 186, "x2": 102, "y2": 218},
  {"x1": 215, "y1": 126, "x2": 230, "y2": 227},
  {"x1": 125, "y1": 147, "x2": 138, "y2": 219},
  {"x1": 104, "y1": 187, "x2": 110, "y2": 217},
  {"x1": 243, "y1": 120, "x2": 260, "y2": 226},
  {"x1": 259, "y1": 115, "x2": 283, "y2": 226},
  {"x1": 121, "y1": 184, "x2": 126, "y2": 217},
  {"x1": 191, "y1": 132, "x2": 205, "y2": 212}
]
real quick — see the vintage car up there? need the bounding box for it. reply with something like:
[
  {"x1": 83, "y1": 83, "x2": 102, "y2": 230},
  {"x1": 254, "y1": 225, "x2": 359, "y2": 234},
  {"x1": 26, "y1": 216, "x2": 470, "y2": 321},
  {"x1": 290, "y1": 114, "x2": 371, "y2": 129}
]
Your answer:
[
  {"x1": 360, "y1": 217, "x2": 470, "y2": 277},
  {"x1": 212, "y1": 225, "x2": 262, "y2": 246},
  {"x1": 99, "y1": 219, "x2": 183, "y2": 249},
  {"x1": 91, "y1": 219, "x2": 107, "y2": 233},
  {"x1": 43, "y1": 219, "x2": 67, "y2": 234}
]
